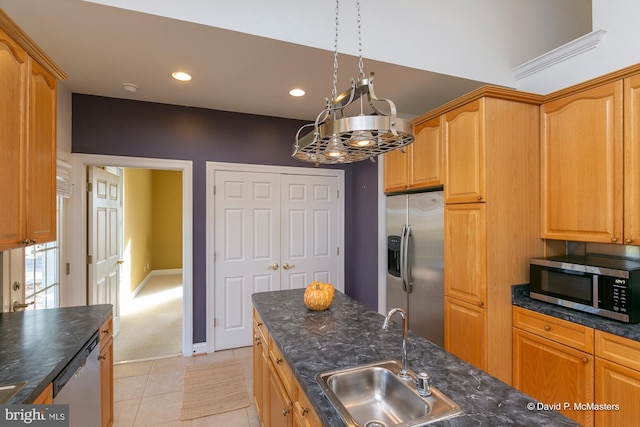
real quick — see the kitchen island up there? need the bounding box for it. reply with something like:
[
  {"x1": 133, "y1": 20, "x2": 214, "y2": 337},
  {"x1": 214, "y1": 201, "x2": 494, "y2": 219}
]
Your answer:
[
  {"x1": 0, "y1": 304, "x2": 112, "y2": 404},
  {"x1": 253, "y1": 289, "x2": 577, "y2": 426}
]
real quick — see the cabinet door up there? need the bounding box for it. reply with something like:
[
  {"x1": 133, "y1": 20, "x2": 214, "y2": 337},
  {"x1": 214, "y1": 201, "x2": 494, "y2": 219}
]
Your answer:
[
  {"x1": 444, "y1": 203, "x2": 486, "y2": 306},
  {"x1": 595, "y1": 359, "x2": 640, "y2": 426},
  {"x1": 0, "y1": 28, "x2": 27, "y2": 250},
  {"x1": 541, "y1": 81, "x2": 623, "y2": 243},
  {"x1": 253, "y1": 328, "x2": 265, "y2": 422},
  {"x1": 100, "y1": 337, "x2": 114, "y2": 427},
  {"x1": 624, "y1": 74, "x2": 640, "y2": 245},
  {"x1": 444, "y1": 296, "x2": 486, "y2": 371},
  {"x1": 383, "y1": 146, "x2": 409, "y2": 193},
  {"x1": 269, "y1": 362, "x2": 293, "y2": 427},
  {"x1": 26, "y1": 58, "x2": 57, "y2": 244},
  {"x1": 513, "y1": 328, "x2": 594, "y2": 427},
  {"x1": 410, "y1": 116, "x2": 443, "y2": 190},
  {"x1": 443, "y1": 99, "x2": 485, "y2": 203}
]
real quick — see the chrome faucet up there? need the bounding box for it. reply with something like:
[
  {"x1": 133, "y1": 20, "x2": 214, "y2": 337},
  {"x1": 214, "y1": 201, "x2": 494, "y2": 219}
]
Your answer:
[{"x1": 382, "y1": 307, "x2": 411, "y2": 380}]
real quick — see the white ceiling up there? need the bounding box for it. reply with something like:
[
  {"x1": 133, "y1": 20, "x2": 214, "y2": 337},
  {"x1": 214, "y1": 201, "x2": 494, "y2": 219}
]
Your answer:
[{"x1": 0, "y1": 0, "x2": 591, "y2": 121}]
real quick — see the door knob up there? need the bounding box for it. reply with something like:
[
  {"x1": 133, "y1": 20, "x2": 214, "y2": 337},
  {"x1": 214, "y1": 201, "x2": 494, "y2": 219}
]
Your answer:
[
  {"x1": 116, "y1": 260, "x2": 125, "y2": 265},
  {"x1": 269, "y1": 263, "x2": 279, "y2": 270},
  {"x1": 283, "y1": 263, "x2": 295, "y2": 270}
]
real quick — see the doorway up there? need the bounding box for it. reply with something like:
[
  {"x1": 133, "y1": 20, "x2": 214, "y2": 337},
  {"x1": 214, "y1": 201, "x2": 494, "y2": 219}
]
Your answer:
[{"x1": 70, "y1": 154, "x2": 193, "y2": 357}]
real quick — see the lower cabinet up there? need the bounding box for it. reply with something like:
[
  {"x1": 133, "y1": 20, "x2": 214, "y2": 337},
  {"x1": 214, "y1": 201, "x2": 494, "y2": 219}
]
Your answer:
[
  {"x1": 253, "y1": 308, "x2": 322, "y2": 427},
  {"x1": 513, "y1": 306, "x2": 640, "y2": 426},
  {"x1": 32, "y1": 383, "x2": 53, "y2": 404},
  {"x1": 99, "y1": 316, "x2": 114, "y2": 427}
]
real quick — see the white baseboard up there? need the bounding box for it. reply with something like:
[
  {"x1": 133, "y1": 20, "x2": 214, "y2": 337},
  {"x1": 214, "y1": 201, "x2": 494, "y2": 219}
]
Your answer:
[
  {"x1": 191, "y1": 342, "x2": 207, "y2": 356},
  {"x1": 129, "y1": 268, "x2": 184, "y2": 299}
]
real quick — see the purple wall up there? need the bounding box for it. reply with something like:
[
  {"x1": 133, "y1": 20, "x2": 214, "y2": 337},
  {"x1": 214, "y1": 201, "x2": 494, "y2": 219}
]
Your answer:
[{"x1": 72, "y1": 94, "x2": 379, "y2": 343}]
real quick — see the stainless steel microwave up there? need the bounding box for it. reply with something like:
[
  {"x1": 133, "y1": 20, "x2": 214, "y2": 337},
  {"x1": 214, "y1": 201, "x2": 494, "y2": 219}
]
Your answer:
[{"x1": 529, "y1": 255, "x2": 640, "y2": 323}]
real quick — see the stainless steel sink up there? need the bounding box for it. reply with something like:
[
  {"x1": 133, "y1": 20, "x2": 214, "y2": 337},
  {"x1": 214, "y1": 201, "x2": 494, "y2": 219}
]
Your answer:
[
  {"x1": 316, "y1": 360, "x2": 461, "y2": 427},
  {"x1": 0, "y1": 382, "x2": 26, "y2": 404}
]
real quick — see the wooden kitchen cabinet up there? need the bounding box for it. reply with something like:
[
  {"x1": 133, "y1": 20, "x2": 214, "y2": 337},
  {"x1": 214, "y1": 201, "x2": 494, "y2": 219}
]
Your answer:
[
  {"x1": 443, "y1": 99, "x2": 485, "y2": 203},
  {"x1": 0, "y1": 13, "x2": 65, "y2": 251},
  {"x1": 541, "y1": 81, "x2": 624, "y2": 244},
  {"x1": 623, "y1": 74, "x2": 640, "y2": 245},
  {"x1": 444, "y1": 296, "x2": 486, "y2": 370},
  {"x1": 437, "y1": 91, "x2": 543, "y2": 384},
  {"x1": 32, "y1": 383, "x2": 53, "y2": 405},
  {"x1": 253, "y1": 309, "x2": 270, "y2": 425},
  {"x1": 513, "y1": 328, "x2": 594, "y2": 427},
  {"x1": 253, "y1": 307, "x2": 322, "y2": 427},
  {"x1": 444, "y1": 203, "x2": 486, "y2": 306},
  {"x1": 268, "y1": 361, "x2": 293, "y2": 427},
  {"x1": 383, "y1": 116, "x2": 443, "y2": 193},
  {"x1": 594, "y1": 330, "x2": 640, "y2": 425},
  {"x1": 99, "y1": 316, "x2": 113, "y2": 427}
]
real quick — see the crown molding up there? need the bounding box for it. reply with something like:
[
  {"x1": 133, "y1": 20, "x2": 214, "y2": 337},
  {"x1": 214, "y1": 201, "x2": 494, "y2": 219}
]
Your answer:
[{"x1": 512, "y1": 29, "x2": 607, "y2": 80}]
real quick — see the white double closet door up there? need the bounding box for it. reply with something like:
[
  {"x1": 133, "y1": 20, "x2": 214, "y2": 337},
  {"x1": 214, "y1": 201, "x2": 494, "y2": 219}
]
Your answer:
[{"x1": 212, "y1": 166, "x2": 343, "y2": 350}]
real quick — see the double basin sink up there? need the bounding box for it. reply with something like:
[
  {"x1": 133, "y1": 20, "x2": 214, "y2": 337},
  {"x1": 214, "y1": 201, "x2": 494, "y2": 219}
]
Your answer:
[{"x1": 316, "y1": 360, "x2": 461, "y2": 427}]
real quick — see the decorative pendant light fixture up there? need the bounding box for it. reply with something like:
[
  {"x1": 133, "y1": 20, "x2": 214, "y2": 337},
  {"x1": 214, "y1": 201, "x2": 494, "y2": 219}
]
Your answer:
[{"x1": 292, "y1": 0, "x2": 414, "y2": 164}]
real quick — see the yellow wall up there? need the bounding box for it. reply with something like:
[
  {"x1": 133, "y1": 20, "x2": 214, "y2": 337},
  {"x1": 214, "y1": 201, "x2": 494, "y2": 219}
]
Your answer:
[
  {"x1": 124, "y1": 168, "x2": 153, "y2": 291},
  {"x1": 151, "y1": 170, "x2": 182, "y2": 269}
]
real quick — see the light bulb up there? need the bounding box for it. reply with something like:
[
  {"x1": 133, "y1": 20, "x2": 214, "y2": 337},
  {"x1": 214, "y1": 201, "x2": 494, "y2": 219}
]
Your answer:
[
  {"x1": 347, "y1": 130, "x2": 376, "y2": 147},
  {"x1": 325, "y1": 135, "x2": 346, "y2": 157}
]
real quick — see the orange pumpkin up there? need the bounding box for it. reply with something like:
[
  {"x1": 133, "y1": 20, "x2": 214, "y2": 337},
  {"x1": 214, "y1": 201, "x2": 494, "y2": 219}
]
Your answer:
[{"x1": 303, "y1": 281, "x2": 335, "y2": 311}]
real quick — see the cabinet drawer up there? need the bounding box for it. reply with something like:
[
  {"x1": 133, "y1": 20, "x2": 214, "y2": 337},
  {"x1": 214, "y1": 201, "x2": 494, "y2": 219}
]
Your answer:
[
  {"x1": 595, "y1": 330, "x2": 640, "y2": 371},
  {"x1": 513, "y1": 307, "x2": 594, "y2": 353},
  {"x1": 269, "y1": 336, "x2": 294, "y2": 397}
]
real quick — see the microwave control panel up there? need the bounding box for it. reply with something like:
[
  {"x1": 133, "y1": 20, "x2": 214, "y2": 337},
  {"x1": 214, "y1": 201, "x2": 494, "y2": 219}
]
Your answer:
[{"x1": 599, "y1": 277, "x2": 628, "y2": 313}]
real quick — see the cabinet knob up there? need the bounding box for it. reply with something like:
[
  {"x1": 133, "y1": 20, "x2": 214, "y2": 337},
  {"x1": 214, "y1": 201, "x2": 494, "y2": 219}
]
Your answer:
[
  {"x1": 478, "y1": 301, "x2": 484, "y2": 307},
  {"x1": 276, "y1": 358, "x2": 283, "y2": 365},
  {"x1": 625, "y1": 238, "x2": 633, "y2": 244},
  {"x1": 98, "y1": 354, "x2": 107, "y2": 361},
  {"x1": 582, "y1": 357, "x2": 588, "y2": 364},
  {"x1": 611, "y1": 237, "x2": 618, "y2": 243},
  {"x1": 255, "y1": 336, "x2": 261, "y2": 345},
  {"x1": 477, "y1": 195, "x2": 483, "y2": 201},
  {"x1": 282, "y1": 408, "x2": 290, "y2": 416},
  {"x1": 544, "y1": 325, "x2": 551, "y2": 331},
  {"x1": 256, "y1": 321, "x2": 263, "y2": 327},
  {"x1": 302, "y1": 407, "x2": 309, "y2": 415}
]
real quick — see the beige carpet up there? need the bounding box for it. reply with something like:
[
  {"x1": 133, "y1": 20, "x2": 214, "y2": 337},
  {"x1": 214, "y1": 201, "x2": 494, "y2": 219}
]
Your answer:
[
  {"x1": 114, "y1": 273, "x2": 183, "y2": 362},
  {"x1": 180, "y1": 359, "x2": 250, "y2": 420}
]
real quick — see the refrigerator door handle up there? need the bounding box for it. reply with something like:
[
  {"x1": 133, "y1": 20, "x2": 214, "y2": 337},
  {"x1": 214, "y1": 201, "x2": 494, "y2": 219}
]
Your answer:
[
  {"x1": 405, "y1": 225, "x2": 413, "y2": 293},
  {"x1": 400, "y1": 225, "x2": 408, "y2": 292}
]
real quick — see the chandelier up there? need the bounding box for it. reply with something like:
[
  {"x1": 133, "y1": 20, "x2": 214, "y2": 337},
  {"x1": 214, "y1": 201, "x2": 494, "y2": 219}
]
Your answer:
[{"x1": 292, "y1": 0, "x2": 415, "y2": 165}]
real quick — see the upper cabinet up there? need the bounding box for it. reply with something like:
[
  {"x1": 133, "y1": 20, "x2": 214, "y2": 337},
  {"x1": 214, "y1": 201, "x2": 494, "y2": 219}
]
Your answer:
[
  {"x1": 0, "y1": 11, "x2": 66, "y2": 251},
  {"x1": 443, "y1": 99, "x2": 485, "y2": 204},
  {"x1": 383, "y1": 116, "x2": 443, "y2": 193},
  {"x1": 541, "y1": 82, "x2": 624, "y2": 244},
  {"x1": 541, "y1": 74, "x2": 640, "y2": 245}
]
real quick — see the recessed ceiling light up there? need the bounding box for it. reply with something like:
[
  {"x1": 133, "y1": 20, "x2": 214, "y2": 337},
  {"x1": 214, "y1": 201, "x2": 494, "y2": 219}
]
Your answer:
[
  {"x1": 289, "y1": 88, "x2": 305, "y2": 97},
  {"x1": 172, "y1": 71, "x2": 192, "y2": 82}
]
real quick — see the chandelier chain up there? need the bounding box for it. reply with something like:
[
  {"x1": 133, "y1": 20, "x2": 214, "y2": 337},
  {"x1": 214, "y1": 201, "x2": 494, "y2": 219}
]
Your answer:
[
  {"x1": 332, "y1": 0, "x2": 340, "y2": 101},
  {"x1": 356, "y1": 0, "x2": 364, "y2": 78}
]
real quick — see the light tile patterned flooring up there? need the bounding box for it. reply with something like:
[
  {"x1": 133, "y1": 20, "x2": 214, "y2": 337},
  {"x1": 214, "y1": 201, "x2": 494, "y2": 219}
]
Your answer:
[{"x1": 114, "y1": 347, "x2": 260, "y2": 426}]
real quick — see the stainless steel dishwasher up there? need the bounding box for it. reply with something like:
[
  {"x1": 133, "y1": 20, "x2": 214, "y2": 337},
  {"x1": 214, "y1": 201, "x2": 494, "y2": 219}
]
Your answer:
[{"x1": 53, "y1": 332, "x2": 101, "y2": 427}]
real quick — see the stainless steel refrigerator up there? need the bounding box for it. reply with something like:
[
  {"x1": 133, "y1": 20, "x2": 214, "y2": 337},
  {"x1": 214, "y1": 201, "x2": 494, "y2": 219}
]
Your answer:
[{"x1": 386, "y1": 191, "x2": 444, "y2": 347}]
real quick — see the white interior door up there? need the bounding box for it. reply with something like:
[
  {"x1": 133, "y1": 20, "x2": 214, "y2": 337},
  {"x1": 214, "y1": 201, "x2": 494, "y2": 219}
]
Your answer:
[
  {"x1": 281, "y1": 174, "x2": 339, "y2": 289},
  {"x1": 212, "y1": 168, "x2": 342, "y2": 350},
  {"x1": 88, "y1": 166, "x2": 122, "y2": 335},
  {"x1": 213, "y1": 170, "x2": 281, "y2": 350}
]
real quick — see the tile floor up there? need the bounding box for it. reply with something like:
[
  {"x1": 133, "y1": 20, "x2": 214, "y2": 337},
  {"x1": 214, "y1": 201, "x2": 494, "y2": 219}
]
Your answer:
[{"x1": 114, "y1": 346, "x2": 260, "y2": 427}]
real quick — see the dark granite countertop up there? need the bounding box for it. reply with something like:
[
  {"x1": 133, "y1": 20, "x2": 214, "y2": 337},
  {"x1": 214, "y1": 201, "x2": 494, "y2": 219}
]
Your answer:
[
  {"x1": 253, "y1": 289, "x2": 578, "y2": 427},
  {"x1": 0, "y1": 304, "x2": 112, "y2": 403},
  {"x1": 512, "y1": 284, "x2": 640, "y2": 342}
]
